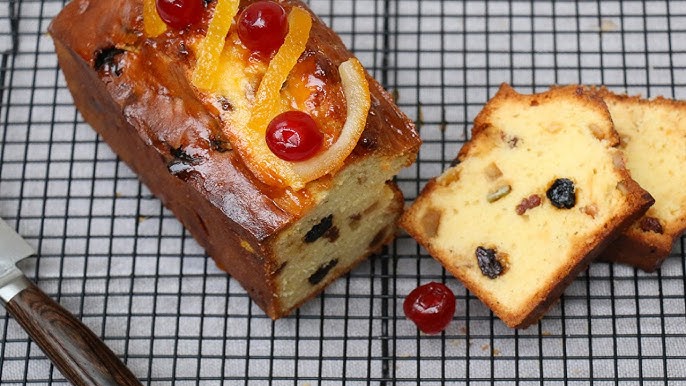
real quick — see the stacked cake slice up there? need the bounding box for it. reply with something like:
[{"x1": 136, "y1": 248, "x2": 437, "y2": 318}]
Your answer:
[{"x1": 591, "y1": 88, "x2": 686, "y2": 272}]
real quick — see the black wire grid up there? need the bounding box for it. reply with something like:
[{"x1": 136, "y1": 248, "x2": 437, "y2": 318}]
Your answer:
[{"x1": 1, "y1": 0, "x2": 686, "y2": 384}]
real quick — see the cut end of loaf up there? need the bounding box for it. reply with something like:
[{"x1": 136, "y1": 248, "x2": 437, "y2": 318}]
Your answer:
[{"x1": 589, "y1": 88, "x2": 686, "y2": 272}]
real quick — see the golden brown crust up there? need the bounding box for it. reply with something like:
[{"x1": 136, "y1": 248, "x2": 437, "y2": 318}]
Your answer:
[{"x1": 600, "y1": 233, "x2": 672, "y2": 272}]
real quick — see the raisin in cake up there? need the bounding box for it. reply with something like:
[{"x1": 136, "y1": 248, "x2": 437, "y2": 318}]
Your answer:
[
  {"x1": 400, "y1": 84, "x2": 653, "y2": 328},
  {"x1": 592, "y1": 88, "x2": 686, "y2": 272},
  {"x1": 49, "y1": 0, "x2": 420, "y2": 319}
]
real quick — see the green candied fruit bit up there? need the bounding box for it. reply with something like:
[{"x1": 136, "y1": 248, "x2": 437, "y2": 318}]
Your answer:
[{"x1": 487, "y1": 185, "x2": 511, "y2": 203}]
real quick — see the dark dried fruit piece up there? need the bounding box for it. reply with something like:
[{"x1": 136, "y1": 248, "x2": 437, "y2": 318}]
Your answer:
[
  {"x1": 546, "y1": 178, "x2": 576, "y2": 209},
  {"x1": 308, "y1": 259, "x2": 338, "y2": 285},
  {"x1": 273, "y1": 261, "x2": 288, "y2": 276},
  {"x1": 639, "y1": 216, "x2": 664, "y2": 234},
  {"x1": 304, "y1": 215, "x2": 333, "y2": 243},
  {"x1": 476, "y1": 246, "x2": 503, "y2": 279},
  {"x1": 324, "y1": 226, "x2": 340, "y2": 242},
  {"x1": 94, "y1": 47, "x2": 126, "y2": 76},
  {"x1": 516, "y1": 194, "x2": 542, "y2": 215}
]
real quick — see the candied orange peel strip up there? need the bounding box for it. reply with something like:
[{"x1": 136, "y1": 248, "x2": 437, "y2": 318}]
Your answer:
[
  {"x1": 143, "y1": 0, "x2": 167, "y2": 37},
  {"x1": 290, "y1": 58, "x2": 370, "y2": 182},
  {"x1": 225, "y1": 7, "x2": 313, "y2": 189},
  {"x1": 249, "y1": 8, "x2": 313, "y2": 132},
  {"x1": 201, "y1": 5, "x2": 370, "y2": 190},
  {"x1": 192, "y1": 0, "x2": 241, "y2": 89}
]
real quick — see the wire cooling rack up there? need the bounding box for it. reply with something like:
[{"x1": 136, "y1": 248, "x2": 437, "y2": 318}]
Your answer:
[{"x1": 2, "y1": 0, "x2": 686, "y2": 384}]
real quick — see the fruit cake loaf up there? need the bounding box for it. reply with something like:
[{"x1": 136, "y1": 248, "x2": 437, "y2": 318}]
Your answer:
[
  {"x1": 400, "y1": 84, "x2": 653, "y2": 328},
  {"x1": 49, "y1": 0, "x2": 420, "y2": 319},
  {"x1": 591, "y1": 88, "x2": 686, "y2": 272}
]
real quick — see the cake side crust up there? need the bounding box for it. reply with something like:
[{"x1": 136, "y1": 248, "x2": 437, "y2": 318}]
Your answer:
[{"x1": 52, "y1": 36, "x2": 281, "y2": 315}]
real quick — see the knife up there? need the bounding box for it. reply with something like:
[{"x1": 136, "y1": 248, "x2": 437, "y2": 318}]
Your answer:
[{"x1": 0, "y1": 217, "x2": 142, "y2": 386}]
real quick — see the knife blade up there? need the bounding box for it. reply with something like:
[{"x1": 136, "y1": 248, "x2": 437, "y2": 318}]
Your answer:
[
  {"x1": 0, "y1": 218, "x2": 35, "y2": 302},
  {"x1": 0, "y1": 217, "x2": 142, "y2": 386}
]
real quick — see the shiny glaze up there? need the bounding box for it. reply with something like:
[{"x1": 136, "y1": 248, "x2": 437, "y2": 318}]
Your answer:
[{"x1": 49, "y1": 0, "x2": 420, "y2": 240}]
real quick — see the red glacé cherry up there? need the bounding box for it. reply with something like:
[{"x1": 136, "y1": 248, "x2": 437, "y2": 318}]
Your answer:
[
  {"x1": 266, "y1": 111, "x2": 323, "y2": 161},
  {"x1": 237, "y1": 1, "x2": 288, "y2": 56},
  {"x1": 403, "y1": 282, "x2": 456, "y2": 334},
  {"x1": 156, "y1": 0, "x2": 204, "y2": 30}
]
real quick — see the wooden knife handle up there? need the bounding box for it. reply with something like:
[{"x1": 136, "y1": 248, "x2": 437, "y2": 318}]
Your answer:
[{"x1": 5, "y1": 279, "x2": 143, "y2": 386}]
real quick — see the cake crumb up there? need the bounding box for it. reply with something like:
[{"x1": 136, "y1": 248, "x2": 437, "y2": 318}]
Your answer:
[
  {"x1": 599, "y1": 19, "x2": 618, "y2": 32},
  {"x1": 420, "y1": 207, "x2": 443, "y2": 238}
]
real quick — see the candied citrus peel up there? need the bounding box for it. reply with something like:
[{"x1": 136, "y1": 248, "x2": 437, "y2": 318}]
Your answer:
[
  {"x1": 220, "y1": 6, "x2": 310, "y2": 189},
  {"x1": 230, "y1": 7, "x2": 370, "y2": 190},
  {"x1": 192, "y1": 0, "x2": 241, "y2": 90},
  {"x1": 143, "y1": 0, "x2": 167, "y2": 37},
  {"x1": 198, "y1": 5, "x2": 370, "y2": 190},
  {"x1": 290, "y1": 58, "x2": 370, "y2": 183}
]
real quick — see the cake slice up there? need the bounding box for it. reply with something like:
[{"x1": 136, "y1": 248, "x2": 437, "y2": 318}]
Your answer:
[
  {"x1": 400, "y1": 84, "x2": 653, "y2": 328},
  {"x1": 592, "y1": 88, "x2": 686, "y2": 272},
  {"x1": 49, "y1": 0, "x2": 420, "y2": 319}
]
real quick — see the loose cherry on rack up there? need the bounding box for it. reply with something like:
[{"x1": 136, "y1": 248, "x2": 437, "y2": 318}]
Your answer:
[
  {"x1": 237, "y1": 1, "x2": 289, "y2": 56},
  {"x1": 156, "y1": 0, "x2": 204, "y2": 29},
  {"x1": 266, "y1": 111, "x2": 323, "y2": 161},
  {"x1": 403, "y1": 282, "x2": 456, "y2": 334}
]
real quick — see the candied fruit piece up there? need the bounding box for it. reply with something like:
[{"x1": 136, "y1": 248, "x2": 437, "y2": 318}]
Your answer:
[
  {"x1": 304, "y1": 215, "x2": 333, "y2": 243},
  {"x1": 403, "y1": 282, "x2": 456, "y2": 334},
  {"x1": 192, "y1": 0, "x2": 241, "y2": 90},
  {"x1": 484, "y1": 162, "x2": 503, "y2": 180},
  {"x1": 308, "y1": 259, "x2": 339, "y2": 285},
  {"x1": 144, "y1": 0, "x2": 167, "y2": 37},
  {"x1": 516, "y1": 194, "x2": 542, "y2": 215},
  {"x1": 487, "y1": 185, "x2": 511, "y2": 203}
]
